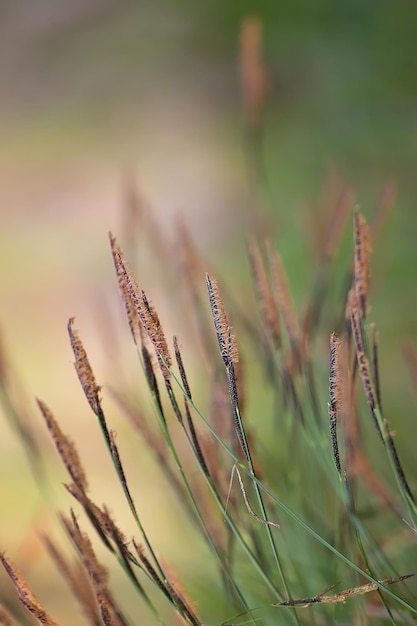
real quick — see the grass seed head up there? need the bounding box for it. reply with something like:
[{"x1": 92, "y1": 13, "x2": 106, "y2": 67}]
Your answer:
[{"x1": 68, "y1": 318, "x2": 102, "y2": 414}]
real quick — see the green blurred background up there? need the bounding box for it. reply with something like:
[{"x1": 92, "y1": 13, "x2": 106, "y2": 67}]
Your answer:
[{"x1": 1, "y1": 1, "x2": 417, "y2": 623}]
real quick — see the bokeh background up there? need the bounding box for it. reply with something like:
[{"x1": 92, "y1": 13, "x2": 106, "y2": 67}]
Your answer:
[{"x1": 1, "y1": 1, "x2": 417, "y2": 623}]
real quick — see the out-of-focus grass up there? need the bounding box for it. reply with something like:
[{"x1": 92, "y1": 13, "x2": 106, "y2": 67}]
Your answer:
[{"x1": 1, "y1": 2, "x2": 417, "y2": 623}]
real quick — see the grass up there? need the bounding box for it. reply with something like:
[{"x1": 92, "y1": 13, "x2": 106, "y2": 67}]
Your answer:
[
  {"x1": 0, "y1": 192, "x2": 417, "y2": 625},
  {"x1": 1, "y1": 15, "x2": 417, "y2": 626}
]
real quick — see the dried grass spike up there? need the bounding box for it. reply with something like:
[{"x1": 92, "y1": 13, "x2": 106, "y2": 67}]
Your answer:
[
  {"x1": 329, "y1": 333, "x2": 342, "y2": 475},
  {"x1": 247, "y1": 240, "x2": 281, "y2": 349},
  {"x1": 206, "y1": 274, "x2": 229, "y2": 364},
  {"x1": 42, "y1": 535, "x2": 100, "y2": 625},
  {"x1": 100, "y1": 506, "x2": 128, "y2": 550},
  {"x1": 206, "y1": 276, "x2": 248, "y2": 460},
  {"x1": 206, "y1": 274, "x2": 239, "y2": 368},
  {"x1": 162, "y1": 560, "x2": 201, "y2": 626},
  {"x1": 174, "y1": 336, "x2": 192, "y2": 400},
  {"x1": 61, "y1": 513, "x2": 125, "y2": 626},
  {"x1": 110, "y1": 238, "x2": 172, "y2": 379},
  {"x1": 62, "y1": 511, "x2": 108, "y2": 587},
  {"x1": 37, "y1": 399, "x2": 88, "y2": 493},
  {"x1": 134, "y1": 541, "x2": 172, "y2": 601},
  {"x1": 275, "y1": 574, "x2": 414, "y2": 608},
  {"x1": 353, "y1": 208, "x2": 371, "y2": 317},
  {"x1": 64, "y1": 484, "x2": 113, "y2": 552},
  {"x1": 349, "y1": 300, "x2": 383, "y2": 441},
  {"x1": 108, "y1": 430, "x2": 134, "y2": 508},
  {"x1": 267, "y1": 244, "x2": 301, "y2": 363},
  {"x1": 109, "y1": 232, "x2": 140, "y2": 343},
  {"x1": 140, "y1": 290, "x2": 172, "y2": 379},
  {"x1": 0, "y1": 553, "x2": 58, "y2": 626},
  {"x1": 68, "y1": 318, "x2": 101, "y2": 414}
]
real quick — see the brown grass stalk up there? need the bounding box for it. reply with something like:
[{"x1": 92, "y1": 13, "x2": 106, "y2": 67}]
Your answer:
[
  {"x1": 275, "y1": 575, "x2": 413, "y2": 608},
  {"x1": 205, "y1": 274, "x2": 239, "y2": 369},
  {"x1": 42, "y1": 535, "x2": 101, "y2": 626},
  {"x1": 0, "y1": 553, "x2": 58, "y2": 626},
  {"x1": 161, "y1": 560, "x2": 202, "y2": 626},
  {"x1": 140, "y1": 342, "x2": 165, "y2": 418},
  {"x1": 109, "y1": 232, "x2": 141, "y2": 344},
  {"x1": 133, "y1": 542, "x2": 173, "y2": 605},
  {"x1": 349, "y1": 296, "x2": 383, "y2": 441},
  {"x1": 329, "y1": 332, "x2": 342, "y2": 475},
  {"x1": 349, "y1": 299, "x2": 414, "y2": 502},
  {"x1": 353, "y1": 208, "x2": 371, "y2": 318},
  {"x1": 267, "y1": 243, "x2": 303, "y2": 370},
  {"x1": 37, "y1": 398, "x2": 88, "y2": 493},
  {"x1": 68, "y1": 318, "x2": 102, "y2": 415},
  {"x1": 110, "y1": 234, "x2": 172, "y2": 381},
  {"x1": 64, "y1": 483, "x2": 114, "y2": 552},
  {"x1": 206, "y1": 274, "x2": 249, "y2": 464},
  {"x1": 61, "y1": 511, "x2": 127, "y2": 626},
  {"x1": 247, "y1": 240, "x2": 281, "y2": 350}
]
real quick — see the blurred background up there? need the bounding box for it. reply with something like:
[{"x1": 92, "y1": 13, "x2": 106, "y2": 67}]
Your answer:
[{"x1": 1, "y1": 0, "x2": 417, "y2": 623}]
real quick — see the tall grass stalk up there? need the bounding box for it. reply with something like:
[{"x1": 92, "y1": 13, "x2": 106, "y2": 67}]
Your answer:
[
  {"x1": 1, "y1": 23, "x2": 416, "y2": 624},
  {"x1": 1, "y1": 195, "x2": 417, "y2": 625}
]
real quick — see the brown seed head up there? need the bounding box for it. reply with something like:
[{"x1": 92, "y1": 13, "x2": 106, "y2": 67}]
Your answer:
[
  {"x1": 68, "y1": 318, "x2": 102, "y2": 414},
  {"x1": 110, "y1": 236, "x2": 172, "y2": 379},
  {"x1": 206, "y1": 274, "x2": 239, "y2": 368},
  {"x1": 37, "y1": 399, "x2": 88, "y2": 493},
  {"x1": 109, "y1": 232, "x2": 141, "y2": 343},
  {"x1": 248, "y1": 241, "x2": 281, "y2": 349},
  {"x1": 353, "y1": 208, "x2": 371, "y2": 317},
  {"x1": 267, "y1": 244, "x2": 301, "y2": 364},
  {"x1": 0, "y1": 553, "x2": 58, "y2": 626},
  {"x1": 329, "y1": 333, "x2": 343, "y2": 413},
  {"x1": 42, "y1": 536, "x2": 100, "y2": 625}
]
